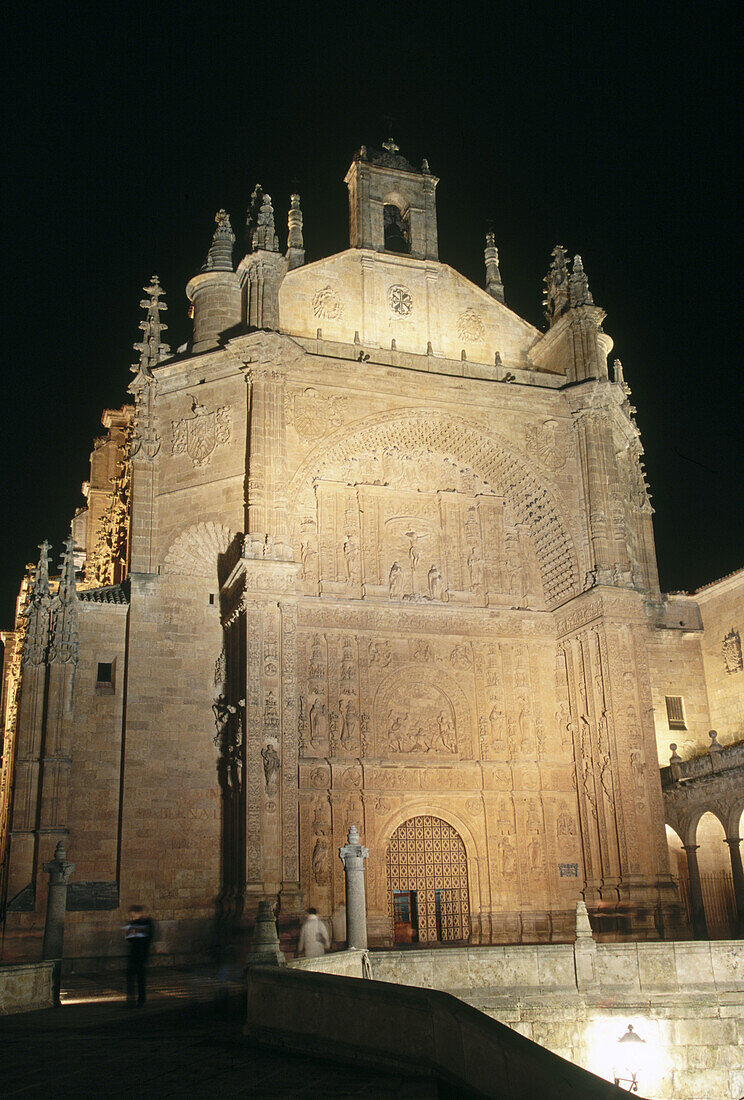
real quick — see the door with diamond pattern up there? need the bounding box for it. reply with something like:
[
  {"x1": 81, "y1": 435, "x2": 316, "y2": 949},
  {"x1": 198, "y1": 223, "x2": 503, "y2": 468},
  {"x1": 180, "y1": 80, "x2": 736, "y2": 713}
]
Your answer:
[{"x1": 386, "y1": 816, "x2": 470, "y2": 944}]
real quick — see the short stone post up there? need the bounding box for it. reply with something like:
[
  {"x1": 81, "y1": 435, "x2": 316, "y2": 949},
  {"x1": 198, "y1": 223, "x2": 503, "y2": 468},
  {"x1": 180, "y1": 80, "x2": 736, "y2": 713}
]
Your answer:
[
  {"x1": 573, "y1": 900, "x2": 599, "y2": 992},
  {"x1": 339, "y1": 825, "x2": 369, "y2": 949},
  {"x1": 245, "y1": 899, "x2": 285, "y2": 968},
  {"x1": 42, "y1": 840, "x2": 75, "y2": 1004}
]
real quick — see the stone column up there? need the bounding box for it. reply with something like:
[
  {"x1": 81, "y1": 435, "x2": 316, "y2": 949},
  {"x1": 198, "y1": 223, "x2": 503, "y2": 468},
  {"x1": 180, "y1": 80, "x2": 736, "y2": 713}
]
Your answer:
[
  {"x1": 724, "y1": 837, "x2": 744, "y2": 936},
  {"x1": 682, "y1": 844, "x2": 708, "y2": 939},
  {"x1": 339, "y1": 825, "x2": 369, "y2": 949},
  {"x1": 42, "y1": 840, "x2": 75, "y2": 1003}
]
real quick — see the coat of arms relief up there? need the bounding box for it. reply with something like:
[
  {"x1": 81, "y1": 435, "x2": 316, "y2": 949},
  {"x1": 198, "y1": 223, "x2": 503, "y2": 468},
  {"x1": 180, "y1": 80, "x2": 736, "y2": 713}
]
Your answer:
[{"x1": 171, "y1": 396, "x2": 232, "y2": 467}]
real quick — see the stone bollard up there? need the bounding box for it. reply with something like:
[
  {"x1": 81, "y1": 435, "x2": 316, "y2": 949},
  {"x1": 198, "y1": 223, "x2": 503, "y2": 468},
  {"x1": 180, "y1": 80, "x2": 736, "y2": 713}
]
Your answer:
[
  {"x1": 42, "y1": 841, "x2": 75, "y2": 1004},
  {"x1": 573, "y1": 899, "x2": 599, "y2": 992},
  {"x1": 339, "y1": 825, "x2": 369, "y2": 949},
  {"x1": 245, "y1": 899, "x2": 285, "y2": 968}
]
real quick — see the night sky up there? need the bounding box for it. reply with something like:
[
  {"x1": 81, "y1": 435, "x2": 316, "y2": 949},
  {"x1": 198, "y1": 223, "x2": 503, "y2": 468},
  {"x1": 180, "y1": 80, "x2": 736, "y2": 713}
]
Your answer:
[{"x1": 3, "y1": 5, "x2": 742, "y2": 625}]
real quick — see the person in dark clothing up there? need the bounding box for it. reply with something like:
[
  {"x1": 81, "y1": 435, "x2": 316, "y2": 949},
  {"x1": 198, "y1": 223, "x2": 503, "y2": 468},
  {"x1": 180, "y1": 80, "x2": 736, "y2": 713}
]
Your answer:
[{"x1": 124, "y1": 905, "x2": 154, "y2": 1006}]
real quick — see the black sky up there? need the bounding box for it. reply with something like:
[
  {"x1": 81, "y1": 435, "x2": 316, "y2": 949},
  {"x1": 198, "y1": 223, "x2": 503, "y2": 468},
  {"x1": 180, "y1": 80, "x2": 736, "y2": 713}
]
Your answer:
[{"x1": 2, "y1": 3, "x2": 742, "y2": 624}]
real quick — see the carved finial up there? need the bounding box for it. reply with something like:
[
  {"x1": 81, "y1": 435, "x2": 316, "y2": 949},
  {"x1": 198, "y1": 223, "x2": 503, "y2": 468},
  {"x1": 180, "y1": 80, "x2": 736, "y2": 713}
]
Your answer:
[
  {"x1": 382, "y1": 137, "x2": 399, "y2": 154},
  {"x1": 708, "y1": 729, "x2": 722, "y2": 753},
  {"x1": 569, "y1": 254, "x2": 594, "y2": 308},
  {"x1": 421, "y1": 158, "x2": 431, "y2": 174},
  {"x1": 669, "y1": 743, "x2": 682, "y2": 764},
  {"x1": 247, "y1": 185, "x2": 279, "y2": 252},
  {"x1": 287, "y1": 193, "x2": 305, "y2": 269},
  {"x1": 32, "y1": 540, "x2": 52, "y2": 601},
  {"x1": 347, "y1": 824, "x2": 360, "y2": 845},
  {"x1": 543, "y1": 245, "x2": 570, "y2": 326},
  {"x1": 202, "y1": 209, "x2": 235, "y2": 272},
  {"x1": 57, "y1": 536, "x2": 78, "y2": 604},
  {"x1": 484, "y1": 229, "x2": 505, "y2": 303},
  {"x1": 131, "y1": 275, "x2": 170, "y2": 377}
]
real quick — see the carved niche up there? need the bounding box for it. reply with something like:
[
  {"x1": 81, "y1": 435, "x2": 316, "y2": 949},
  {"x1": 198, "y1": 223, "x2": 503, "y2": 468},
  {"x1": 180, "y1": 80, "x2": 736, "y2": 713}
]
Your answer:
[{"x1": 162, "y1": 522, "x2": 238, "y2": 578}]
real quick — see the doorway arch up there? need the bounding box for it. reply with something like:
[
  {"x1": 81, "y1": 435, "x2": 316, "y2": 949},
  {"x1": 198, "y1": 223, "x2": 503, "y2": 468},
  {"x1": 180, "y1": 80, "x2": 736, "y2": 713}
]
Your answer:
[{"x1": 386, "y1": 815, "x2": 469, "y2": 944}]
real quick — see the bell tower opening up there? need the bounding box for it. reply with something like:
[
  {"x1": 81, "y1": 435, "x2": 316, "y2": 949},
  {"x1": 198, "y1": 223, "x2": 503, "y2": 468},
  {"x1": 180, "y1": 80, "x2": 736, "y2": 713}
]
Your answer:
[{"x1": 383, "y1": 201, "x2": 410, "y2": 254}]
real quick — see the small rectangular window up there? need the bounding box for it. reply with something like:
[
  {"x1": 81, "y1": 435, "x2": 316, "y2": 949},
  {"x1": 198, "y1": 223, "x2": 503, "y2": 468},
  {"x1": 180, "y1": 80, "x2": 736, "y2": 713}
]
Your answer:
[
  {"x1": 95, "y1": 660, "x2": 115, "y2": 694},
  {"x1": 665, "y1": 695, "x2": 686, "y2": 730},
  {"x1": 208, "y1": 593, "x2": 216, "y2": 605}
]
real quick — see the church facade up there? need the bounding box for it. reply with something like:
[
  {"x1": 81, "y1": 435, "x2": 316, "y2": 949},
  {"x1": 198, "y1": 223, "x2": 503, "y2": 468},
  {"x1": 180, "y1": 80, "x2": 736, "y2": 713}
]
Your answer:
[{"x1": 1, "y1": 142, "x2": 741, "y2": 964}]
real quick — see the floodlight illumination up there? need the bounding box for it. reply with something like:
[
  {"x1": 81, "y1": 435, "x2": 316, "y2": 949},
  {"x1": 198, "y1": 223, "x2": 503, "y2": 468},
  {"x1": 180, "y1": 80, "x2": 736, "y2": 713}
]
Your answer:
[{"x1": 613, "y1": 1024, "x2": 646, "y2": 1092}]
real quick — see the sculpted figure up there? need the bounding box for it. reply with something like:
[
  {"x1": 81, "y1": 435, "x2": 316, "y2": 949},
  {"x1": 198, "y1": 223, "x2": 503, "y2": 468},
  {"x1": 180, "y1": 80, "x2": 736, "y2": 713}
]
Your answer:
[
  {"x1": 312, "y1": 832, "x2": 330, "y2": 885},
  {"x1": 309, "y1": 699, "x2": 329, "y2": 742},
  {"x1": 428, "y1": 565, "x2": 445, "y2": 600},
  {"x1": 388, "y1": 561, "x2": 403, "y2": 598},
  {"x1": 340, "y1": 699, "x2": 359, "y2": 745},
  {"x1": 261, "y1": 743, "x2": 280, "y2": 793},
  {"x1": 343, "y1": 535, "x2": 360, "y2": 583},
  {"x1": 467, "y1": 547, "x2": 483, "y2": 589}
]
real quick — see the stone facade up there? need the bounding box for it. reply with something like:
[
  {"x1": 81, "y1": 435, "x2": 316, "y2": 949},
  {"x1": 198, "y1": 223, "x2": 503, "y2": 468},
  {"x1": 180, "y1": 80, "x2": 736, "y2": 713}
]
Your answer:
[{"x1": 0, "y1": 142, "x2": 741, "y2": 963}]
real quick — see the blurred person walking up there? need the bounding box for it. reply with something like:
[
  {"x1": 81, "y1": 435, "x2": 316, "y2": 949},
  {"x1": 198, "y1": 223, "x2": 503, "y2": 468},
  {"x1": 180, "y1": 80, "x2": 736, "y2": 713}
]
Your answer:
[
  {"x1": 297, "y1": 907, "x2": 330, "y2": 958},
  {"x1": 124, "y1": 905, "x2": 154, "y2": 1006}
]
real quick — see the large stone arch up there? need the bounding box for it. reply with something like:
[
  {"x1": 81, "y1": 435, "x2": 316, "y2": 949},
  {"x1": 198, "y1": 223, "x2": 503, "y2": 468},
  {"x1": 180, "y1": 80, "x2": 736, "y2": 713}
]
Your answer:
[
  {"x1": 376, "y1": 803, "x2": 484, "y2": 944},
  {"x1": 287, "y1": 408, "x2": 580, "y2": 607}
]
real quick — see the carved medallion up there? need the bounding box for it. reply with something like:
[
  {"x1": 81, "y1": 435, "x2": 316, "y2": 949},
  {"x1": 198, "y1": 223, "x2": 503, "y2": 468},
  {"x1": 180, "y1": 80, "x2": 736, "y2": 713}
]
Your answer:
[
  {"x1": 388, "y1": 284, "x2": 413, "y2": 316},
  {"x1": 312, "y1": 285, "x2": 343, "y2": 320},
  {"x1": 289, "y1": 387, "x2": 345, "y2": 442},
  {"x1": 456, "y1": 308, "x2": 485, "y2": 343},
  {"x1": 171, "y1": 399, "x2": 231, "y2": 468},
  {"x1": 525, "y1": 419, "x2": 566, "y2": 472},
  {"x1": 723, "y1": 628, "x2": 743, "y2": 675}
]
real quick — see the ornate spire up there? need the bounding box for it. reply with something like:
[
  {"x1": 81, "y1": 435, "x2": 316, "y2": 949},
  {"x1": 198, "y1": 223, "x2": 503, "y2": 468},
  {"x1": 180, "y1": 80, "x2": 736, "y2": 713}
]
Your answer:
[
  {"x1": 202, "y1": 210, "x2": 235, "y2": 272},
  {"x1": 569, "y1": 254, "x2": 594, "y2": 308},
  {"x1": 57, "y1": 536, "x2": 78, "y2": 604},
  {"x1": 31, "y1": 540, "x2": 51, "y2": 602},
  {"x1": 484, "y1": 230, "x2": 505, "y2": 303},
  {"x1": 48, "y1": 536, "x2": 79, "y2": 666},
  {"x1": 129, "y1": 277, "x2": 164, "y2": 460},
  {"x1": 543, "y1": 246, "x2": 570, "y2": 327},
  {"x1": 287, "y1": 193, "x2": 304, "y2": 265},
  {"x1": 131, "y1": 275, "x2": 170, "y2": 378},
  {"x1": 22, "y1": 541, "x2": 52, "y2": 666},
  {"x1": 246, "y1": 185, "x2": 279, "y2": 252}
]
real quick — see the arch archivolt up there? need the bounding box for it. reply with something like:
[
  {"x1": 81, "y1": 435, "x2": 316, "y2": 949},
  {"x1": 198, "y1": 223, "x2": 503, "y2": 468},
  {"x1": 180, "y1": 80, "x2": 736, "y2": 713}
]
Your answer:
[
  {"x1": 287, "y1": 408, "x2": 580, "y2": 608},
  {"x1": 373, "y1": 801, "x2": 484, "y2": 933}
]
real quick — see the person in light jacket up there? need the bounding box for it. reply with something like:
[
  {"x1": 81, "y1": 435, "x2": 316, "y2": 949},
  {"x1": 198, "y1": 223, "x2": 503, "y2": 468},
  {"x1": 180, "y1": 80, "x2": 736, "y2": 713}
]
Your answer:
[{"x1": 297, "y1": 907, "x2": 331, "y2": 958}]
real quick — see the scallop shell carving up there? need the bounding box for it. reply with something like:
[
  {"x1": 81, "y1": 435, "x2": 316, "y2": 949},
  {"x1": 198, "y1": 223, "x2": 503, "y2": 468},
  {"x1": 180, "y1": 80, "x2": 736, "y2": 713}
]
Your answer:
[{"x1": 163, "y1": 522, "x2": 239, "y2": 577}]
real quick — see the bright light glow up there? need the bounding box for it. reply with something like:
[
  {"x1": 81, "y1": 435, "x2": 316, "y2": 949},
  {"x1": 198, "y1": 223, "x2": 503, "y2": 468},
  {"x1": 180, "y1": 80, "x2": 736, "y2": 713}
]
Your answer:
[{"x1": 584, "y1": 1016, "x2": 664, "y2": 1095}]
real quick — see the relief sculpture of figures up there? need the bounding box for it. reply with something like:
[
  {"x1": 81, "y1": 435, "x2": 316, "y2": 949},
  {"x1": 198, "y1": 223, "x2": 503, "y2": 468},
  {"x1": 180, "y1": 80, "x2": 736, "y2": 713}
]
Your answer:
[
  {"x1": 311, "y1": 831, "x2": 330, "y2": 885},
  {"x1": 428, "y1": 564, "x2": 446, "y2": 601},
  {"x1": 467, "y1": 547, "x2": 484, "y2": 589}
]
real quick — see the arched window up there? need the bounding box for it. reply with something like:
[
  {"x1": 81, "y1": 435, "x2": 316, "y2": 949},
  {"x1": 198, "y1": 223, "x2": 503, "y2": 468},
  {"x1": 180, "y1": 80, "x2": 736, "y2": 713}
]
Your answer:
[{"x1": 383, "y1": 203, "x2": 410, "y2": 253}]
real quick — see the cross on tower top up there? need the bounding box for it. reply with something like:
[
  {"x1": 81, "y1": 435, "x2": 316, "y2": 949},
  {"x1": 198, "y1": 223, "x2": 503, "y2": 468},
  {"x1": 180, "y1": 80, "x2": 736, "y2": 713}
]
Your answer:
[{"x1": 382, "y1": 137, "x2": 399, "y2": 154}]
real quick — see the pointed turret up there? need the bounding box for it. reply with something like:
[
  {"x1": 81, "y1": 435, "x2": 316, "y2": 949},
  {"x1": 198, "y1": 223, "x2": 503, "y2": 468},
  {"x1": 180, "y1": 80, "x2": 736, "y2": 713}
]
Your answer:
[
  {"x1": 543, "y1": 246, "x2": 570, "y2": 327},
  {"x1": 202, "y1": 210, "x2": 235, "y2": 272},
  {"x1": 484, "y1": 230, "x2": 505, "y2": 303},
  {"x1": 31, "y1": 540, "x2": 51, "y2": 602},
  {"x1": 22, "y1": 541, "x2": 52, "y2": 665},
  {"x1": 287, "y1": 193, "x2": 305, "y2": 270},
  {"x1": 187, "y1": 212, "x2": 242, "y2": 353},
  {"x1": 57, "y1": 536, "x2": 78, "y2": 604},
  {"x1": 131, "y1": 275, "x2": 170, "y2": 378},
  {"x1": 247, "y1": 186, "x2": 279, "y2": 252},
  {"x1": 569, "y1": 254, "x2": 594, "y2": 308}
]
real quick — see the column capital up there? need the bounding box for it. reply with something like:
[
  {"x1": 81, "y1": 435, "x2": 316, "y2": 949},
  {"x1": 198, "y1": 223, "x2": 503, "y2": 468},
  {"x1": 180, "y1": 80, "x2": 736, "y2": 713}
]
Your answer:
[{"x1": 725, "y1": 836, "x2": 742, "y2": 848}]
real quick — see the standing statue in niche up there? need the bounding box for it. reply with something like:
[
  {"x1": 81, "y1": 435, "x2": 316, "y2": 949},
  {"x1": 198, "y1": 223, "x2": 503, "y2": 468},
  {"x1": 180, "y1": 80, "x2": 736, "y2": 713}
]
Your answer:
[
  {"x1": 388, "y1": 561, "x2": 403, "y2": 598},
  {"x1": 261, "y1": 743, "x2": 280, "y2": 794},
  {"x1": 343, "y1": 535, "x2": 360, "y2": 584},
  {"x1": 309, "y1": 699, "x2": 329, "y2": 743},
  {"x1": 428, "y1": 565, "x2": 446, "y2": 601},
  {"x1": 312, "y1": 831, "x2": 330, "y2": 885},
  {"x1": 467, "y1": 547, "x2": 484, "y2": 589}
]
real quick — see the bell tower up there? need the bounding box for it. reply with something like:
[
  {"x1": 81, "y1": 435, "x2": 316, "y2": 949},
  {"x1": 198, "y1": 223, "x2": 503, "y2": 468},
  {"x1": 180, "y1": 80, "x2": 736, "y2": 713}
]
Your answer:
[{"x1": 344, "y1": 139, "x2": 439, "y2": 261}]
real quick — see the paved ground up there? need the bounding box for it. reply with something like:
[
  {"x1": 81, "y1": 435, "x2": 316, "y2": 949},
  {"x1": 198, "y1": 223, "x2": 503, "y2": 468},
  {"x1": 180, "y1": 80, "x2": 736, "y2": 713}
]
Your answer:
[{"x1": 0, "y1": 970, "x2": 440, "y2": 1098}]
